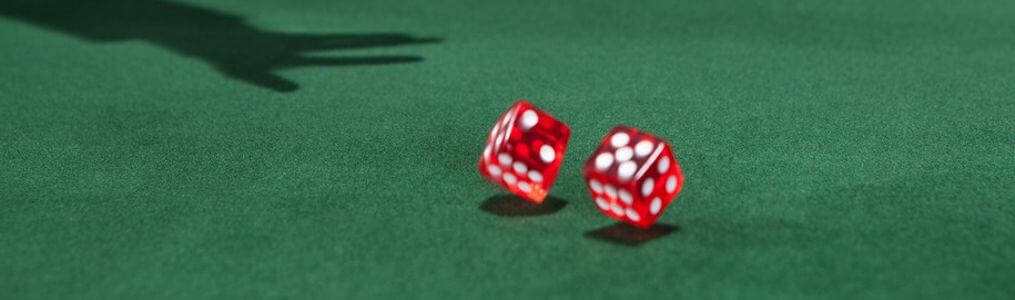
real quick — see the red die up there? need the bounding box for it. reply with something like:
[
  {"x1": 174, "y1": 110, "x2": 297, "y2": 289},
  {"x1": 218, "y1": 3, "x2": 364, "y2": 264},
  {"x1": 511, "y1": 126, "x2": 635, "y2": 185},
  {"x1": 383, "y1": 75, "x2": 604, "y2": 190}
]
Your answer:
[
  {"x1": 479, "y1": 100, "x2": 570, "y2": 203},
  {"x1": 583, "y1": 126, "x2": 684, "y2": 228}
]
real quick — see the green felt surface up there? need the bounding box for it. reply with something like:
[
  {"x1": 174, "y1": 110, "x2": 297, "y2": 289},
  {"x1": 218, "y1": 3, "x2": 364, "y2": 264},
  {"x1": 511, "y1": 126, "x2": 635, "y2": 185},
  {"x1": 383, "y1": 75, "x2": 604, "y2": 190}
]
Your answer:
[{"x1": 2, "y1": 0, "x2": 1014, "y2": 298}]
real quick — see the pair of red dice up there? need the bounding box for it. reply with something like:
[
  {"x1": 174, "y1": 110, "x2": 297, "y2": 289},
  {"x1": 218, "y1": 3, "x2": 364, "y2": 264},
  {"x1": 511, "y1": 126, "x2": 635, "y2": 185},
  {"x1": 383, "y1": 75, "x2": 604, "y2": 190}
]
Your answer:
[{"x1": 478, "y1": 100, "x2": 684, "y2": 228}]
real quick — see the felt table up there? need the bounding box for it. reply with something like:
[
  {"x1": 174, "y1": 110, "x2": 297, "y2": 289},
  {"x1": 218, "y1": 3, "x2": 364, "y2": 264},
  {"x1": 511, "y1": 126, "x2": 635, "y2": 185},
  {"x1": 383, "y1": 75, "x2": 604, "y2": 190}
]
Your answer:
[{"x1": 1, "y1": 0, "x2": 1014, "y2": 298}]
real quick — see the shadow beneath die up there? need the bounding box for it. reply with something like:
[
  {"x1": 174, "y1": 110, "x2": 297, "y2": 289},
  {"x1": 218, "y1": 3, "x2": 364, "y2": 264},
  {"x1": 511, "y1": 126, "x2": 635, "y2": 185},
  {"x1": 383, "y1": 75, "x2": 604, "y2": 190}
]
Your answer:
[
  {"x1": 584, "y1": 222, "x2": 679, "y2": 247},
  {"x1": 479, "y1": 194, "x2": 567, "y2": 217}
]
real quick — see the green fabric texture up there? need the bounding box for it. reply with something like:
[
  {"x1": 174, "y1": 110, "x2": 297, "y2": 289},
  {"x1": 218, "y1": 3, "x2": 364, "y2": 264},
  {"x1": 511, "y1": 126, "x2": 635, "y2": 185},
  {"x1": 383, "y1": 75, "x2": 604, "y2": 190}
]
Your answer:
[{"x1": 1, "y1": 0, "x2": 1013, "y2": 298}]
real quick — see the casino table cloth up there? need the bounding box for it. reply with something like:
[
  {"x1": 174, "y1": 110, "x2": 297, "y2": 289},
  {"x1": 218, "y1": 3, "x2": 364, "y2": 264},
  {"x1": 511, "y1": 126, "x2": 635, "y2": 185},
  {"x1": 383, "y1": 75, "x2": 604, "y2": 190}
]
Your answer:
[{"x1": 1, "y1": 0, "x2": 1014, "y2": 298}]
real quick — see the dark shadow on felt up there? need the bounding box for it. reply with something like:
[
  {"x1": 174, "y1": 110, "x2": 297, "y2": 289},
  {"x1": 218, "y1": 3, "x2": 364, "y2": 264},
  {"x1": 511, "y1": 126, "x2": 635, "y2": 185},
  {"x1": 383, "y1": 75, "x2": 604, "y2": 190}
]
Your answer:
[
  {"x1": 480, "y1": 194, "x2": 567, "y2": 217},
  {"x1": 0, "y1": 0, "x2": 440, "y2": 92},
  {"x1": 585, "y1": 222, "x2": 678, "y2": 246}
]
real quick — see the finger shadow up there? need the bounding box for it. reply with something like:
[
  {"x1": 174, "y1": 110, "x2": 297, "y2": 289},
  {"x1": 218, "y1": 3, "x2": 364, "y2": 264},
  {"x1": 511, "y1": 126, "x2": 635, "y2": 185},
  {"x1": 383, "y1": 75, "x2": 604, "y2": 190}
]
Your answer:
[
  {"x1": 479, "y1": 194, "x2": 567, "y2": 217},
  {"x1": 0, "y1": 0, "x2": 441, "y2": 92},
  {"x1": 584, "y1": 222, "x2": 679, "y2": 247}
]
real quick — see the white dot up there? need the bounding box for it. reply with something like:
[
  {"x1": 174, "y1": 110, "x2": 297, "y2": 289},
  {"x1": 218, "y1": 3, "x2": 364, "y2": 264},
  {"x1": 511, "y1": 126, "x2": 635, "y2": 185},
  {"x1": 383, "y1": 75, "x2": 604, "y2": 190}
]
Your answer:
[
  {"x1": 512, "y1": 161, "x2": 528, "y2": 174},
  {"x1": 595, "y1": 197, "x2": 610, "y2": 210},
  {"x1": 641, "y1": 178, "x2": 655, "y2": 197},
  {"x1": 517, "y1": 181, "x2": 531, "y2": 192},
  {"x1": 539, "y1": 145, "x2": 556, "y2": 163},
  {"x1": 650, "y1": 197, "x2": 662, "y2": 215},
  {"x1": 625, "y1": 208, "x2": 641, "y2": 222},
  {"x1": 528, "y1": 171, "x2": 543, "y2": 183},
  {"x1": 635, "y1": 141, "x2": 654, "y2": 157},
  {"x1": 498, "y1": 153, "x2": 513, "y2": 167},
  {"x1": 487, "y1": 165, "x2": 502, "y2": 176},
  {"x1": 604, "y1": 184, "x2": 617, "y2": 199},
  {"x1": 503, "y1": 173, "x2": 517, "y2": 185},
  {"x1": 520, "y1": 110, "x2": 538, "y2": 130},
  {"x1": 618, "y1": 189, "x2": 633, "y2": 205},
  {"x1": 617, "y1": 161, "x2": 637, "y2": 181},
  {"x1": 611, "y1": 203, "x2": 624, "y2": 215},
  {"x1": 657, "y1": 156, "x2": 670, "y2": 173},
  {"x1": 615, "y1": 147, "x2": 633, "y2": 162},
  {"x1": 610, "y1": 132, "x2": 630, "y2": 147},
  {"x1": 666, "y1": 175, "x2": 678, "y2": 193},
  {"x1": 594, "y1": 152, "x2": 614, "y2": 171},
  {"x1": 589, "y1": 179, "x2": 603, "y2": 193}
]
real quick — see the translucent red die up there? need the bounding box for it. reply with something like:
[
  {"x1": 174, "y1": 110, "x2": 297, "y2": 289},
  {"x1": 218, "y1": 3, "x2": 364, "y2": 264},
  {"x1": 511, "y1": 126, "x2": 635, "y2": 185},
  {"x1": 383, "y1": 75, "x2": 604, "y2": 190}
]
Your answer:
[
  {"x1": 583, "y1": 126, "x2": 684, "y2": 228},
  {"x1": 479, "y1": 100, "x2": 570, "y2": 203}
]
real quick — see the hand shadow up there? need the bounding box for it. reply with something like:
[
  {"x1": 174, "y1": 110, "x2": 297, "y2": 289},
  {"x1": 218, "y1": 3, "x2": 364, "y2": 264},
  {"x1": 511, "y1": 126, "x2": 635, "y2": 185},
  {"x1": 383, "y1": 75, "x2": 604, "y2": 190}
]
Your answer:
[
  {"x1": 479, "y1": 194, "x2": 567, "y2": 217},
  {"x1": 0, "y1": 0, "x2": 440, "y2": 92},
  {"x1": 585, "y1": 222, "x2": 679, "y2": 246}
]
